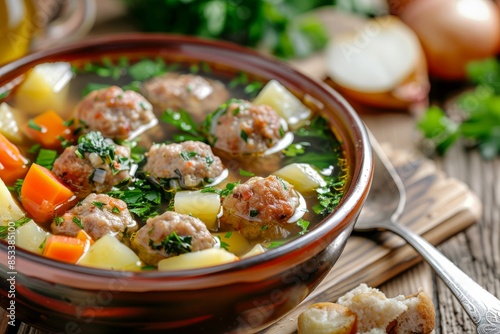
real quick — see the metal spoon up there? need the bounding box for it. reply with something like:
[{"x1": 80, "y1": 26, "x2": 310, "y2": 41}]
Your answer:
[{"x1": 355, "y1": 133, "x2": 500, "y2": 334}]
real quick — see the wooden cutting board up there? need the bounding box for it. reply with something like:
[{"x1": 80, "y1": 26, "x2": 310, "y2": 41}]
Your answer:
[{"x1": 260, "y1": 142, "x2": 482, "y2": 334}]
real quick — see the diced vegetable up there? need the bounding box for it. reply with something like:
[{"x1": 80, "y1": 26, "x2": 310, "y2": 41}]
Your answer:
[
  {"x1": 213, "y1": 231, "x2": 251, "y2": 256},
  {"x1": 24, "y1": 110, "x2": 73, "y2": 149},
  {"x1": 14, "y1": 62, "x2": 73, "y2": 116},
  {"x1": 15, "y1": 219, "x2": 50, "y2": 254},
  {"x1": 0, "y1": 103, "x2": 22, "y2": 143},
  {"x1": 241, "y1": 244, "x2": 267, "y2": 259},
  {"x1": 77, "y1": 234, "x2": 142, "y2": 271},
  {"x1": 157, "y1": 248, "x2": 238, "y2": 271},
  {"x1": 0, "y1": 133, "x2": 29, "y2": 185},
  {"x1": 76, "y1": 229, "x2": 94, "y2": 246},
  {"x1": 174, "y1": 190, "x2": 221, "y2": 230},
  {"x1": 0, "y1": 178, "x2": 24, "y2": 225},
  {"x1": 273, "y1": 163, "x2": 326, "y2": 194},
  {"x1": 43, "y1": 235, "x2": 88, "y2": 263},
  {"x1": 20, "y1": 163, "x2": 76, "y2": 224},
  {"x1": 253, "y1": 80, "x2": 311, "y2": 130}
]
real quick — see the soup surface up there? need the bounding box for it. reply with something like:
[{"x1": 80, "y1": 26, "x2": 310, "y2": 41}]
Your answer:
[{"x1": 0, "y1": 56, "x2": 348, "y2": 271}]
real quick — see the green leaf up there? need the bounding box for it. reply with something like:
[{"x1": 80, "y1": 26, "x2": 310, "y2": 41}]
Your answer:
[{"x1": 417, "y1": 106, "x2": 460, "y2": 155}]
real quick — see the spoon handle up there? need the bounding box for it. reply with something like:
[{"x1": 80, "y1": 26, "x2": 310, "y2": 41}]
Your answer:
[{"x1": 387, "y1": 222, "x2": 500, "y2": 334}]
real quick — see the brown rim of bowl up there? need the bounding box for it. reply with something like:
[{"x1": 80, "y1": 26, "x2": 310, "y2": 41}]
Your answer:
[{"x1": 0, "y1": 33, "x2": 373, "y2": 280}]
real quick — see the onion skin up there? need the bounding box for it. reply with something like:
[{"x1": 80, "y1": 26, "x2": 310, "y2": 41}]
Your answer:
[{"x1": 396, "y1": 0, "x2": 500, "y2": 80}]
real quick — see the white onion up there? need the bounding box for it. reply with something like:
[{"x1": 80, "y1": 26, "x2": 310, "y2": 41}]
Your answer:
[{"x1": 92, "y1": 168, "x2": 107, "y2": 184}]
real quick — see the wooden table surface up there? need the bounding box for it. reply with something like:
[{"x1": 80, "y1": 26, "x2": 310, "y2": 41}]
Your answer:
[{"x1": 2, "y1": 2, "x2": 499, "y2": 333}]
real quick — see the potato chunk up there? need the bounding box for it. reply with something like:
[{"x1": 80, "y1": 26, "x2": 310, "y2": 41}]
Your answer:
[
  {"x1": 15, "y1": 220, "x2": 50, "y2": 254},
  {"x1": 0, "y1": 178, "x2": 24, "y2": 225},
  {"x1": 273, "y1": 163, "x2": 326, "y2": 194},
  {"x1": 253, "y1": 79, "x2": 311, "y2": 130},
  {"x1": 213, "y1": 231, "x2": 251, "y2": 256},
  {"x1": 158, "y1": 248, "x2": 238, "y2": 271},
  {"x1": 78, "y1": 234, "x2": 142, "y2": 271},
  {"x1": 174, "y1": 190, "x2": 221, "y2": 230},
  {"x1": 14, "y1": 62, "x2": 72, "y2": 117}
]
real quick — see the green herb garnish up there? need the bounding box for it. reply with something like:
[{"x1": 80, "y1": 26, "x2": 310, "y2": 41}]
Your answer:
[
  {"x1": 107, "y1": 177, "x2": 162, "y2": 219},
  {"x1": 54, "y1": 216, "x2": 64, "y2": 226},
  {"x1": 201, "y1": 181, "x2": 240, "y2": 198},
  {"x1": 149, "y1": 231, "x2": 192, "y2": 255},
  {"x1": 72, "y1": 216, "x2": 84, "y2": 229},
  {"x1": 296, "y1": 219, "x2": 310, "y2": 235},
  {"x1": 0, "y1": 217, "x2": 30, "y2": 239},
  {"x1": 239, "y1": 169, "x2": 254, "y2": 177},
  {"x1": 180, "y1": 151, "x2": 198, "y2": 161},
  {"x1": 35, "y1": 149, "x2": 58, "y2": 170},
  {"x1": 28, "y1": 119, "x2": 42, "y2": 131},
  {"x1": 92, "y1": 201, "x2": 104, "y2": 210}
]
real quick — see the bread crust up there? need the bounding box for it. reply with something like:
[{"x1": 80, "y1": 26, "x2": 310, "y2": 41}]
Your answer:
[
  {"x1": 297, "y1": 285, "x2": 436, "y2": 334},
  {"x1": 391, "y1": 289, "x2": 436, "y2": 334}
]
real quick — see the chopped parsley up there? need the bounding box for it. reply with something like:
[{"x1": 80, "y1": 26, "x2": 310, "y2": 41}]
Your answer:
[
  {"x1": 72, "y1": 216, "x2": 84, "y2": 229},
  {"x1": 161, "y1": 109, "x2": 207, "y2": 143},
  {"x1": 111, "y1": 206, "x2": 121, "y2": 214},
  {"x1": 149, "y1": 231, "x2": 192, "y2": 255},
  {"x1": 35, "y1": 149, "x2": 58, "y2": 170},
  {"x1": 54, "y1": 216, "x2": 64, "y2": 226},
  {"x1": 107, "y1": 177, "x2": 163, "y2": 219},
  {"x1": 239, "y1": 169, "x2": 254, "y2": 177},
  {"x1": 76, "y1": 131, "x2": 115, "y2": 160},
  {"x1": 216, "y1": 235, "x2": 230, "y2": 251},
  {"x1": 313, "y1": 159, "x2": 348, "y2": 216},
  {"x1": 27, "y1": 119, "x2": 43, "y2": 131},
  {"x1": 296, "y1": 219, "x2": 310, "y2": 235},
  {"x1": 240, "y1": 130, "x2": 248, "y2": 142},
  {"x1": 0, "y1": 217, "x2": 31, "y2": 239},
  {"x1": 92, "y1": 201, "x2": 105, "y2": 210},
  {"x1": 201, "y1": 181, "x2": 240, "y2": 198},
  {"x1": 7, "y1": 179, "x2": 23, "y2": 197},
  {"x1": 180, "y1": 151, "x2": 198, "y2": 161}
]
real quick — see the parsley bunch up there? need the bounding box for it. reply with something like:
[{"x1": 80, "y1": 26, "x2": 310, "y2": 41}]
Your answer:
[{"x1": 418, "y1": 58, "x2": 500, "y2": 160}]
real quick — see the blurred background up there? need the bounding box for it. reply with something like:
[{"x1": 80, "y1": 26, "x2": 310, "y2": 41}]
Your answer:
[{"x1": 3, "y1": 0, "x2": 500, "y2": 160}]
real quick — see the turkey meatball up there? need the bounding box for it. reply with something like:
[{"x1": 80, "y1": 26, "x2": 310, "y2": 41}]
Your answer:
[
  {"x1": 52, "y1": 133, "x2": 132, "y2": 198},
  {"x1": 143, "y1": 140, "x2": 225, "y2": 189},
  {"x1": 131, "y1": 211, "x2": 216, "y2": 265},
  {"x1": 76, "y1": 86, "x2": 157, "y2": 140},
  {"x1": 141, "y1": 72, "x2": 229, "y2": 120},
  {"x1": 209, "y1": 99, "x2": 286, "y2": 155},
  {"x1": 51, "y1": 193, "x2": 137, "y2": 242},
  {"x1": 220, "y1": 175, "x2": 305, "y2": 240}
]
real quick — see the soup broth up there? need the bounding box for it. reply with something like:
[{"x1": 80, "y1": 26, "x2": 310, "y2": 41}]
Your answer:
[{"x1": 0, "y1": 55, "x2": 348, "y2": 271}]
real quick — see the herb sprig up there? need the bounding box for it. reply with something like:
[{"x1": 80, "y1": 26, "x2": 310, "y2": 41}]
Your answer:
[
  {"x1": 418, "y1": 58, "x2": 500, "y2": 160},
  {"x1": 149, "y1": 231, "x2": 192, "y2": 255}
]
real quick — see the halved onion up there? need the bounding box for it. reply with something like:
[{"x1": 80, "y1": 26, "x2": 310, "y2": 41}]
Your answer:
[{"x1": 325, "y1": 15, "x2": 429, "y2": 109}]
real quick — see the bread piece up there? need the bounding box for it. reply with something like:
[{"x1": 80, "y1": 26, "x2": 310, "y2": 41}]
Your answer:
[
  {"x1": 297, "y1": 302, "x2": 357, "y2": 334},
  {"x1": 391, "y1": 289, "x2": 435, "y2": 334},
  {"x1": 336, "y1": 284, "x2": 408, "y2": 334}
]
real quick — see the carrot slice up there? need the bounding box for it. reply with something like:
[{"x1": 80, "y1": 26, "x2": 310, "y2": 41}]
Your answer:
[
  {"x1": 24, "y1": 110, "x2": 73, "y2": 149},
  {"x1": 0, "y1": 133, "x2": 28, "y2": 185},
  {"x1": 43, "y1": 235, "x2": 87, "y2": 264},
  {"x1": 20, "y1": 163, "x2": 76, "y2": 224},
  {"x1": 76, "y1": 229, "x2": 94, "y2": 246}
]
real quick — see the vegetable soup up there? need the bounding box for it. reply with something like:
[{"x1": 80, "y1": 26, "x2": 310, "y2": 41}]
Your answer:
[{"x1": 0, "y1": 56, "x2": 348, "y2": 271}]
